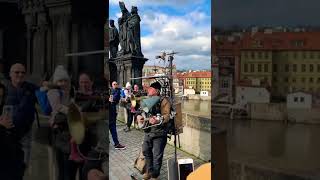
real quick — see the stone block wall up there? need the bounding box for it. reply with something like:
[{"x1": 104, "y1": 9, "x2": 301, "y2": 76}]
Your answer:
[{"x1": 168, "y1": 113, "x2": 211, "y2": 161}]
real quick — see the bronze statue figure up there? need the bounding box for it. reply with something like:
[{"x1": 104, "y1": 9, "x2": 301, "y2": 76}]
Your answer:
[
  {"x1": 116, "y1": 2, "x2": 143, "y2": 57},
  {"x1": 118, "y1": 2, "x2": 130, "y2": 56},
  {"x1": 109, "y1": 20, "x2": 119, "y2": 58},
  {"x1": 127, "y1": 6, "x2": 143, "y2": 57}
]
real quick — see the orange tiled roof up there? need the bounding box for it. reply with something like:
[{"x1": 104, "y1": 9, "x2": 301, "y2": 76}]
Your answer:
[
  {"x1": 215, "y1": 32, "x2": 320, "y2": 51},
  {"x1": 177, "y1": 71, "x2": 211, "y2": 78},
  {"x1": 240, "y1": 32, "x2": 320, "y2": 50}
]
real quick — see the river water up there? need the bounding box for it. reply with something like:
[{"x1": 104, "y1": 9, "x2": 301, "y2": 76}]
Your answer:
[
  {"x1": 179, "y1": 99, "x2": 211, "y2": 118},
  {"x1": 215, "y1": 118, "x2": 320, "y2": 177}
]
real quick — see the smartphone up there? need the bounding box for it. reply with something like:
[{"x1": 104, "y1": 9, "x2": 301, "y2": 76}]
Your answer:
[
  {"x1": 178, "y1": 158, "x2": 194, "y2": 180},
  {"x1": 2, "y1": 105, "x2": 14, "y2": 118}
]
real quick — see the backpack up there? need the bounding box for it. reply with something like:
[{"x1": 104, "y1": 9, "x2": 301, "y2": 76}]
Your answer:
[
  {"x1": 120, "y1": 88, "x2": 126, "y2": 98},
  {"x1": 35, "y1": 89, "x2": 62, "y2": 116}
]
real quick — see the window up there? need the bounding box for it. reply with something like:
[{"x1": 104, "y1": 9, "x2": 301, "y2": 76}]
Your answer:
[
  {"x1": 292, "y1": 78, "x2": 296, "y2": 83},
  {"x1": 300, "y1": 97, "x2": 305, "y2": 102},
  {"x1": 310, "y1": 52, "x2": 314, "y2": 59},
  {"x1": 318, "y1": 64, "x2": 320, "y2": 72},
  {"x1": 258, "y1": 64, "x2": 262, "y2": 72},
  {"x1": 264, "y1": 64, "x2": 268, "y2": 72},
  {"x1": 244, "y1": 52, "x2": 248, "y2": 58},
  {"x1": 294, "y1": 97, "x2": 298, "y2": 102},
  {"x1": 285, "y1": 64, "x2": 289, "y2": 72},
  {"x1": 292, "y1": 40, "x2": 304, "y2": 47},
  {"x1": 244, "y1": 64, "x2": 248, "y2": 72},
  {"x1": 302, "y1": 64, "x2": 306, "y2": 72},
  {"x1": 258, "y1": 52, "x2": 262, "y2": 59},
  {"x1": 302, "y1": 52, "x2": 306, "y2": 59},
  {"x1": 221, "y1": 80, "x2": 229, "y2": 88},
  {"x1": 251, "y1": 64, "x2": 254, "y2": 72},
  {"x1": 310, "y1": 64, "x2": 314, "y2": 72},
  {"x1": 318, "y1": 78, "x2": 320, "y2": 83},
  {"x1": 265, "y1": 52, "x2": 269, "y2": 59},
  {"x1": 310, "y1": 77, "x2": 314, "y2": 83},
  {"x1": 273, "y1": 64, "x2": 277, "y2": 72},
  {"x1": 293, "y1": 52, "x2": 297, "y2": 59},
  {"x1": 251, "y1": 52, "x2": 255, "y2": 59},
  {"x1": 293, "y1": 64, "x2": 297, "y2": 72},
  {"x1": 285, "y1": 77, "x2": 289, "y2": 83},
  {"x1": 302, "y1": 77, "x2": 305, "y2": 83}
]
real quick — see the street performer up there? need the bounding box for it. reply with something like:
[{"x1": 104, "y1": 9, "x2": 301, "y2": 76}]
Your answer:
[{"x1": 136, "y1": 82, "x2": 171, "y2": 180}]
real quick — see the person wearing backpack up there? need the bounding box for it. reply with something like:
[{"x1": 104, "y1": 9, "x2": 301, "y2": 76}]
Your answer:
[{"x1": 136, "y1": 82, "x2": 171, "y2": 180}]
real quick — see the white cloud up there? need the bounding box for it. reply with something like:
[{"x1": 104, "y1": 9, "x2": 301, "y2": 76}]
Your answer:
[
  {"x1": 116, "y1": 13, "x2": 122, "y2": 18},
  {"x1": 140, "y1": 11, "x2": 211, "y2": 70},
  {"x1": 110, "y1": 1, "x2": 211, "y2": 70}
]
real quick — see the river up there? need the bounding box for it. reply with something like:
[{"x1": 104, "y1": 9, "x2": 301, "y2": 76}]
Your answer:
[
  {"x1": 215, "y1": 117, "x2": 320, "y2": 178},
  {"x1": 179, "y1": 99, "x2": 211, "y2": 118}
]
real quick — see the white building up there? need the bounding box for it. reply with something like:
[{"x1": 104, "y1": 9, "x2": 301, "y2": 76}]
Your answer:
[
  {"x1": 236, "y1": 86, "x2": 270, "y2": 105},
  {"x1": 200, "y1": 91, "x2": 209, "y2": 96},
  {"x1": 287, "y1": 92, "x2": 312, "y2": 109},
  {"x1": 184, "y1": 88, "x2": 195, "y2": 96}
]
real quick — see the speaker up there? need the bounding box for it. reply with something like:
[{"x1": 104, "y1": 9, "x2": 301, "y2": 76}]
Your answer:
[{"x1": 140, "y1": 96, "x2": 160, "y2": 113}]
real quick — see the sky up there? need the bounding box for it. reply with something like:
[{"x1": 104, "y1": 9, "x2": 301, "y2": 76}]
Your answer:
[
  {"x1": 109, "y1": 0, "x2": 211, "y2": 70},
  {"x1": 213, "y1": 0, "x2": 320, "y2": 28}
]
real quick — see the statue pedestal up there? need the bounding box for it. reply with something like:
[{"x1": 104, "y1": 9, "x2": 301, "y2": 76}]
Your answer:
[{"x1": 109, "y1": 55, "x2": 147, "y2": 87}]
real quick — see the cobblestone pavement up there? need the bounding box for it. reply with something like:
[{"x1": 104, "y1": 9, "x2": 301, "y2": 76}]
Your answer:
[{"x1": 109, "y1": 122, "x2": 206, "y2": 180}]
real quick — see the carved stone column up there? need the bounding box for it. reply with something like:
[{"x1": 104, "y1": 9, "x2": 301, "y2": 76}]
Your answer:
[
  {"x1": 110, "y1": 56, "x2": 147, "y2": 88},
  {"x1": 125, "y1": 64, "x2": 132, "y2": 84}
]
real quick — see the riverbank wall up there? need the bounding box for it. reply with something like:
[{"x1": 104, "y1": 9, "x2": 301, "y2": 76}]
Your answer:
[
  {"x1": 249, "y1": 103, "x2": 320, "y2": 124},
  {"x1": 186, "y1": 94, "x2": 211, "y2": 101}
]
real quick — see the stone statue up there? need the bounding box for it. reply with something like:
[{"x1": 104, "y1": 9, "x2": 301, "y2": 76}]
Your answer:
[
  {"x1": 109, "y1": 19, "x2": 119, "y2": 58},
  {"x1": 127, "y1": 6, "x2": 143, "y2": 57},
  {"x1": 118, "y1": 2, "x2": 130, "y2": 56}
]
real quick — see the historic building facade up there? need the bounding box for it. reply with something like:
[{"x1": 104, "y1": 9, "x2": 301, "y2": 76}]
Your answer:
[
  {"x1": 0, "y1": 0, "x2": 108, "y2": 86},
  {"x1": 240, "y1": 32, "x2": 320, "y2": 98}
]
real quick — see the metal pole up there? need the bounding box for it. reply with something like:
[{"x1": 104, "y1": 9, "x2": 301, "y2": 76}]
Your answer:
[{"x1": 168, "y1": 55, "x2": 178, "y2": 163}]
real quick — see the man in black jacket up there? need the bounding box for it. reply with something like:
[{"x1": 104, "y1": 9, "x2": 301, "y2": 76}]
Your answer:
[{"x1": 5, "y1": 63, "x2": 38, "y2": 169}]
